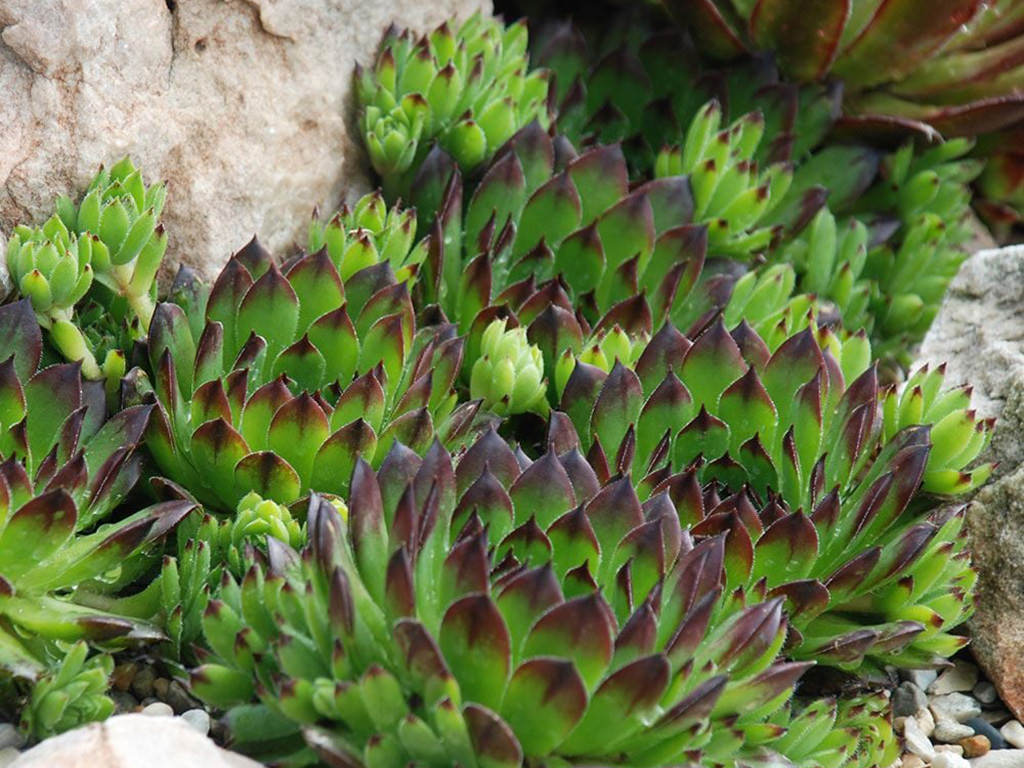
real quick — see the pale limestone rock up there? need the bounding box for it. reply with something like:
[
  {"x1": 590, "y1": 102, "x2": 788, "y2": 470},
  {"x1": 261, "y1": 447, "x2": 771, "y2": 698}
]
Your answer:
[
  {"x1": 915, "y1": 245, "x2": 1024, "y2": 721},
  {"x1": 0, "y1": 0, "x2": 491, "y2": 281},
  {"x1": 9, "y1": 713, "x2": 261, "y2": 768}
]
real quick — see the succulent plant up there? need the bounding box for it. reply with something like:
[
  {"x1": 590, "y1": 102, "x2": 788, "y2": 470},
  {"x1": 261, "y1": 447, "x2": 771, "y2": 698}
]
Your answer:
[
  {"x1": 469, "y1": 319, "x2": 548, "y2": 415},
  {"x1": 156, "y1": 493, "x2": 318, "y2": 662},
  {"x1": 6, "y1": 158, "x2": 166, "y2": 390},
  {"x1": 357, "y1": 14, "x2": 552, "y2": 198},
  {"x1": 658, "y1": 0, "x2": 1024, "y2": 138},
  {"x1": 308, "y1": 191, "x2": 428, "y2": 284},
  {"x1": 0, "y1": 302, "x2": 193, "y2": 696},
  {"x1": 55, "y1": 156, "x2": 167, "y2": 332},
  {"x1": 143, "y1": 238, "x2": 475, "y2": 512},
  {"x1": 553, "y1": 318, "x2": 988, "y2": 669},
  {"x1": 191, "y1": 435, "x2": 825, "y2": 766},
  {"x1": 19, "y1": 642, "x2": 115, "y2": 739}
]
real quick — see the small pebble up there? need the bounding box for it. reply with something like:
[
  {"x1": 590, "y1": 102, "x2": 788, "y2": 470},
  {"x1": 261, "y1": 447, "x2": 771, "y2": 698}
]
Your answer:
[
  {"x1": 180, "y1": 709, "x2": 210, "y2": 736},
  {"x1": 153, "y1": 677, "x2": 170, "y2": 700},
  {"x1": 932, "y1": 752, "x2": 970, "y2": 768},
  {"x1": 935, "y1": 720, "x2": 977, "y2": 743},
  {"x1": 0, "y1": 746, "x2": 18, "y2": 768},
  {"x1": 931, "y1": 662, "x2": 980, "y2": 696},
  {"x1": 962, "y1": 735, "x2": 993, "y2": 758},
  {"x1": 969, "y1": 750, "x2": 1024, "y2": 767},
  {"x1": 967, "y1": 718, "x2": 1007, "y2": 750},
  {"x1": 895, "y1": 682, "x2": 929, "y2": 717},
  {"x1": 975, "y1": 682, "x2": 1000, "y2": 706},
  {"x1": 918, "y1": 707, "x2": 937, "y2": 738},
  {"x1": 141, "y1": 702, "x2": 174, "y2": 718},
  {"x1": 937, "y1": 745, "x2": 966, "y2": 755},
  {"x1": 895, "y1": 716, "x2": 908, "y2": 733},
  {"x1": 110, "y1": 691, "x2": 139, "y2": 714},
  {"x1": 131, "y1": 666, "x2": 156, "y2": 699},
  {"x1": 907, "y1": 669, "x2": 940, "y2": 691},
  {"x1": 0, "y1": 725, "x2": 24, "y2": 751},
  {"x1": 111, "y1": 662, "x2": 139, "y2": 692},
  {"x1": 932, "y1": 693, "x2": 983, "y2": 724},
  {"x1": 165, "y1": 680, "x2": 199, "y2": 714},
  {"x1": 1002, "y1": 721, "x2": 1024, "y2": 750},
  {"x1": 905, "y1": 714, "x2": 936, "y2": 761},
  {"x1": 902, "y1": 755, "x2": 926, "y2": 768}
]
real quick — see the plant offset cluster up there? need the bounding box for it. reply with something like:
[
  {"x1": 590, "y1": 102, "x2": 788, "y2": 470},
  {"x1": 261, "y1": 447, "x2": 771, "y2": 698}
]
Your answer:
[{"x1": 0, "y1": 5, "x2": 1003, "y2": 766}]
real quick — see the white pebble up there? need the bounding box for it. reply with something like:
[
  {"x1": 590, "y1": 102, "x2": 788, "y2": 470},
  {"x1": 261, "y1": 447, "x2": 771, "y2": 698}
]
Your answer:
[
  {"x1": 934, "y1": 719, "x2": 976, "y2": 743},
  {"x1": 932, "y1": 693, "x2": 983, "y2": 724},
  {"x1": 180, "y1": 708, "x2": 210, "y2": 736},
  {"x1": 0, "y1": 747, "x2": 18, "y2": 768},
  {"x1": 903, "y1": 755, "x2": 926, "y2": 768},
  {"x1": 917, "y1": 707, "x2": 937, "y2": 738},
  {"x1": 933, "y1": 752, "x2": 971, "y2": 768},
  {"x1": 140, "y1": 702, "x2": 174, "y2": 718},
  {"x1": 974, "y1": 682, "x2": 999, "y2": 705},
  {"x1": 904, "y1": 714, "x2": 936, "y2": 761},
  {"x1": 0, "y1": 725, "x2": 23, "y2": 751},
  {"x1": 969, "y1": 750, "x2": 1024, "y2": 767},
  {"x1": 936, "y1": 744, "x2": 966, "y2": 755},
  {"x1": 1002, "y1": 721, "x2": 1024, "y2": 749},
  {"x1": 931, "y1": 662, "x2": 980, "y2": 696}
]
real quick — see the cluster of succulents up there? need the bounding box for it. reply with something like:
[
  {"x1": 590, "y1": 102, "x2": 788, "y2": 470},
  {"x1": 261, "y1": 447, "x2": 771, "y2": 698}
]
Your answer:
[{"x1": 0, "y1": 4, "x2": 1008, "y2": 766}]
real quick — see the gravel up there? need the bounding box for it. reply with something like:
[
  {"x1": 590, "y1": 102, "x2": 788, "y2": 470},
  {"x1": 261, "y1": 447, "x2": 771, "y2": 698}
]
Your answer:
[
  {"x1": 895, "y1": 682, "x2": 930, "y2": 717},
  {"x1": 931, "y1": 662, "x2": 981, "y2": 696},
  {"x1": 140, "y1": 702, "x2": 174, "y2": 718},
  {"x1": 180, "y1": 709, "x2": 211, "y2": 736}
]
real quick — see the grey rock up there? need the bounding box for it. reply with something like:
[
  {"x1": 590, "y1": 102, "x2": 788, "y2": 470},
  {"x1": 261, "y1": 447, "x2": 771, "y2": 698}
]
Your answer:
[
  {"x1": 110, "y1": 691, "x2": 138, "y2": 715},
  {"x1": 934, "y1": 753, "x2": 971, "y2": 768},
  {"x1": 0, "y1": 748, "x2": 18, "y2": 768},
  {"x1": 907, "y1": 669, "x2": 941, "y2": 691},
  {"x1": 8, "y1": 714, "x2": 261, "y2": 767},
  {"x1": 895, "y1": 682, "x2": 930, "y2": 717},
  {"x1": 164, "y1": 680, "x2": 198, "y2": 714},
  {"x1": 933, "y1": 693, "x2": 984, "y2": 724},
  {"x1": 0, "y1": 726, "x2": 23, "y2": 752},
  {"x1": 977, "y1": 682, "x2": 1001, "y2": 706},
  {"x1": 0, "y1": 0, "x2": 491, "y2": 283},
  {"x1": 916, "y1": 246, "x2": 1024, "y2": 719}
]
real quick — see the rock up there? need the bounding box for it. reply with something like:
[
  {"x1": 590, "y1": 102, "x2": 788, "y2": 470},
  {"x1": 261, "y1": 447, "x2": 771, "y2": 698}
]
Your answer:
[
  {"x1": 917, "y1": 246, "x2": 1024, "y2": 478},
  {"x1": 0, "y1": 726, "x2": 23, "y2": 752},
  {"x1": 164, "y1": 680, "x2": 198, "y2": 714},
  {"x1": 140, "y1": 702, "x2": 174, "y2": 718},
  {"x1": 180, "y1": 709, "x2": 211, "y2": 736},
  {"x1": 919, "y1": 707, "x2": 938, "y2": 738},
  {"x1": 970, "y1": 751, "x2": 1024, "y2": 767},
  {"x1": 937, "y1": 745, "x2": 967, "y2": 756},
  {"x1": 962, "y1": 735, "x2": 993, "y2": 758},
  {"x1": 907, "y1": 669, "x2": 941, "y2": 691},
  {"x1": 110, "y1": 691, "x2": 139, "y2": 714},
  {"x1": 905, "y1": 714, "x2": 936, "y2": 761},
  {"x1": 130, "y1": 666, "x2": 156, "y2": 700},
  {"x1": 903, "y1": 756, "x2": 926, "y2": 768},
  {"x1": 932, "y1": 662, "x2": 982, "y2": 696},
  {"x1": 933, "y1": 751, "x2": 971, "y2": 768},
  {"x1": 0, "y1": 0, "x2": 491, "y2": 282},
  {"x1": 110, "y1": 662, "x2": 138, "y2": 692},
  {"x1": 936, "y1": 720, "x2": 978, "y2": 743},
  {"x1": 895, "y1": 683, "x2": 930, "y2": 717},
  {"x1": 1002, "y1": 721, "x2": 1024, "y2": 749},
  {"x1": 985, "y1": 709, "x2": 1015, "y2": 727},
  {"x1": 977, "y1": 682, "x2": 1001, "y2": 706},
  {"x1": 917, "y1": 246, "x2": 1024, "y2": 720},
  {"x1": 0, "y1": 748, "x2": 18, "y2": 768},
  {"x1": 965, "y1": 464, "x2": 1024, "y2": 722},
  {"x1": 967, "y1": 718, "x2": 1008, "y2": 750},
  {"x1": 933, "y1": 693, "x2": 984, "y2": 724},
  {"x1": 9, "y1": 714, "x2": 260, "y2": 768}
]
